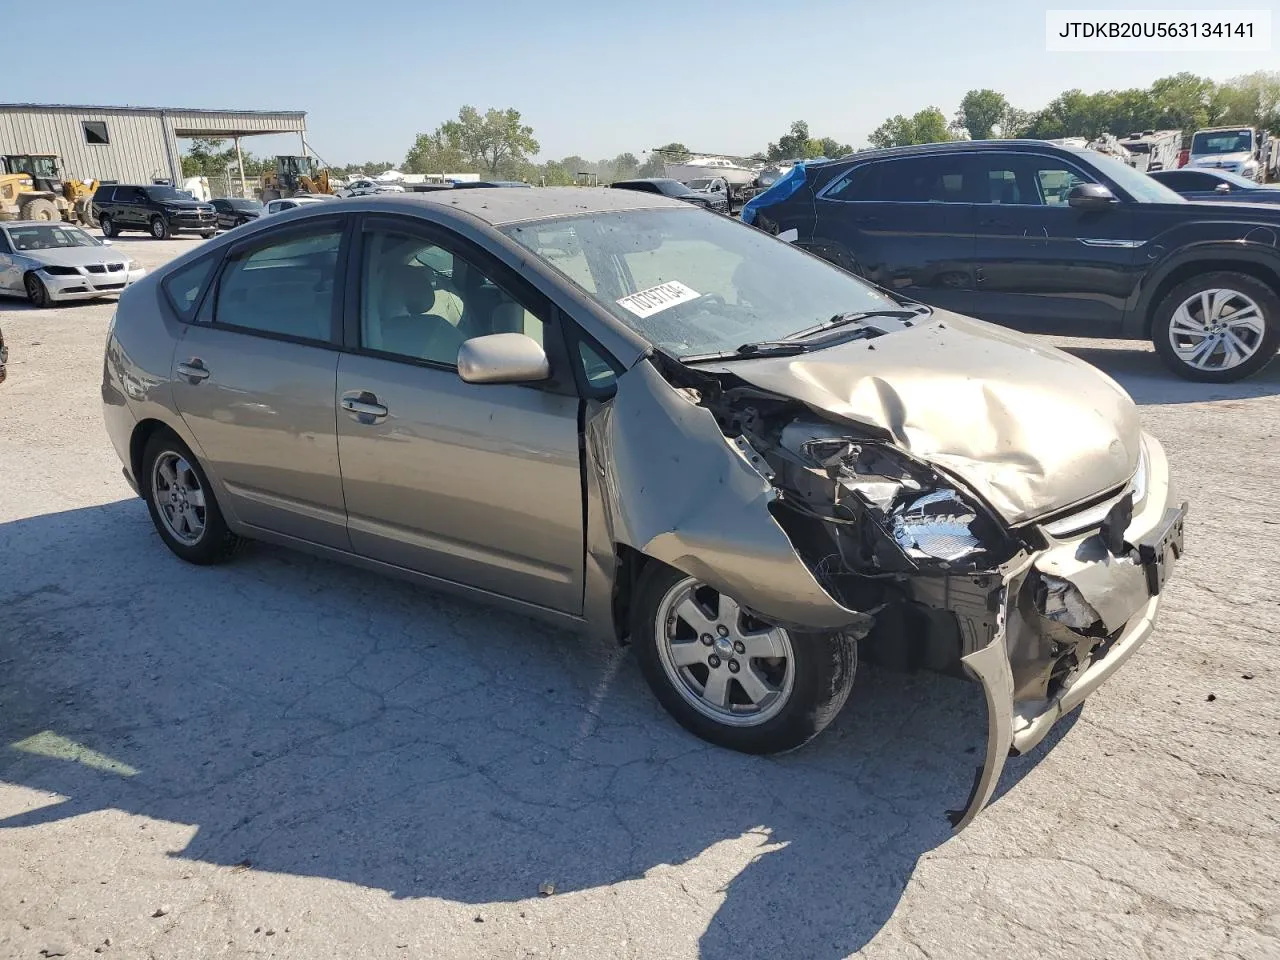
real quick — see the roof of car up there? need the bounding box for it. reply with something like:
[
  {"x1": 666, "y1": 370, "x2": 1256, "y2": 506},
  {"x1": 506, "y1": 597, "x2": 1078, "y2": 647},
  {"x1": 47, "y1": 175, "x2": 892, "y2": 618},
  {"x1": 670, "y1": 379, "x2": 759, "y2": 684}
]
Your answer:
[
  {"x1": 361, "y1": 186, "x2": 685, "y2": 226},
  {"x1": 0, "y1": 220, "x2": 87, "y2": 228},
  {"x1": 807, "y1": 139, "x2": 1090, "y2": 170}
]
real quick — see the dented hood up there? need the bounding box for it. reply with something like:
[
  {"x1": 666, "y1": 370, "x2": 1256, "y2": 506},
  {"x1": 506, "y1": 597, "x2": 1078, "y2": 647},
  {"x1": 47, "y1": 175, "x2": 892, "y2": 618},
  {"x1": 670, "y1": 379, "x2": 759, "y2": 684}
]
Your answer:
[{"x1": 698, "y1": 311, "x2": 1142, "y2": 524}]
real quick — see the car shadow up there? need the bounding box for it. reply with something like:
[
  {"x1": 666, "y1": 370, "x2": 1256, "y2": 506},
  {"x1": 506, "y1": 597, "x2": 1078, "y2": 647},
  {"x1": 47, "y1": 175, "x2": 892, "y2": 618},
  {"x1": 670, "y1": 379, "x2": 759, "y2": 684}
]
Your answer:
[
  {"x1": 0, "y1": 500, "x2": 1074, "y2": 959},
  {"x1": 1052, "y1": 338, "x2": 1280, "y2": 405}
]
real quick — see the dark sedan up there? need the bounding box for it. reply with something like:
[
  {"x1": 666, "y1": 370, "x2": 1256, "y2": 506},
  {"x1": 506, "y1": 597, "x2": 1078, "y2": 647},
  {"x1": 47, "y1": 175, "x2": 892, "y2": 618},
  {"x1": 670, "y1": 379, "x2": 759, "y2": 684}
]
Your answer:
[
  {"x1": 1148, "y1": 168, "x2": 1280, "y2": 205},
  {"x1": 210, "y1": 198, "x2": 265, "y2": 230},
  {"x1": 611, "y1": 178, "x2": 730, "y2": 214}
]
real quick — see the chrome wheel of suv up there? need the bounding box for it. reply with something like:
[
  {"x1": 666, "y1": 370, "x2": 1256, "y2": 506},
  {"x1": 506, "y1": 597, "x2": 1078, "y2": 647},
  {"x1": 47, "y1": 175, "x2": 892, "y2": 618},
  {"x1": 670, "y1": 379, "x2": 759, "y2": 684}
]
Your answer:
[
  {"x1": 1168, "y1": 288, "x2": 1265, "y2": 372},
  {"x1": 1154, "y1": 271, "x2": 1279, "y2": 383}
]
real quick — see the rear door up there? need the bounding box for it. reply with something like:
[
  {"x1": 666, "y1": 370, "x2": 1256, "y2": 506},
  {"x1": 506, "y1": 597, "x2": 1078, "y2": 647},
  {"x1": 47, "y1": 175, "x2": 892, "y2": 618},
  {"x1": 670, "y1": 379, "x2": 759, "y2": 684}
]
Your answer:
[
  {"x1": 809, "y1": 155, "x2": 977, "y2": 313},
  {"x1": 334, "y1": 215, "x2": 584, "y2": 613},
  {"x1": 169, "y1": 216, "x2": 351, "y2": 549},
  {"x1": 967, "y1": 151, "x2": 1138, "y2": 335}
]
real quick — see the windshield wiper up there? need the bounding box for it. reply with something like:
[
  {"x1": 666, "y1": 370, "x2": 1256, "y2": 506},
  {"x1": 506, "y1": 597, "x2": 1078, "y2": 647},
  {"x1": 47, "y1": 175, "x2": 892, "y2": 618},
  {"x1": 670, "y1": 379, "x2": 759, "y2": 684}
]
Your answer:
[
  {"x1": 783, "y1": 305, "x2": 932, "y2": 341},
  {"x1": 681, "y1": 340, "x2": 812, "y2": 364}
]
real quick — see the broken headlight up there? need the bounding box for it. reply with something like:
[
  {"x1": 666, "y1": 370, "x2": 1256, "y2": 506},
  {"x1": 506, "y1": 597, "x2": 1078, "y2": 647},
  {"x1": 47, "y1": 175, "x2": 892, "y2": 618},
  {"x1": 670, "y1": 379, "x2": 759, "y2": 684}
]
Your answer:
[{"x1": 770, "y1": 419, "x2": 1005, "y2": 573}]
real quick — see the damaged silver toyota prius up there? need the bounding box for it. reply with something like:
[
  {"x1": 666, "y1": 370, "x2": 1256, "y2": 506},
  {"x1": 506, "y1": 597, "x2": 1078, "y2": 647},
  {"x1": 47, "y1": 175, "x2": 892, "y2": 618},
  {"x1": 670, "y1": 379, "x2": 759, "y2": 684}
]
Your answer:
[{"x1": 102, "y1": 188, "x2": 1186, "y2": 829}]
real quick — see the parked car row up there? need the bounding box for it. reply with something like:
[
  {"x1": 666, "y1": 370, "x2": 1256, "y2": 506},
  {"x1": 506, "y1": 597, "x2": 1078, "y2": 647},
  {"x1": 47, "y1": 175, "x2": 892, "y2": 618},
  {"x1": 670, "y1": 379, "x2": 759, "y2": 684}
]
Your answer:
[{"x1": 742, "y1": 139, "x2": 1280, "y2": 382}]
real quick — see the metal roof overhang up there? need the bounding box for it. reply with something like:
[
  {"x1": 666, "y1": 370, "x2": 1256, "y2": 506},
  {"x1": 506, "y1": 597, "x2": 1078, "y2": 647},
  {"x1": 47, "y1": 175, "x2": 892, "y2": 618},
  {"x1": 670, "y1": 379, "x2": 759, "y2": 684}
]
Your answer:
[{"x1": 0, "y1": 103, "x2": 306, "y2": 139}]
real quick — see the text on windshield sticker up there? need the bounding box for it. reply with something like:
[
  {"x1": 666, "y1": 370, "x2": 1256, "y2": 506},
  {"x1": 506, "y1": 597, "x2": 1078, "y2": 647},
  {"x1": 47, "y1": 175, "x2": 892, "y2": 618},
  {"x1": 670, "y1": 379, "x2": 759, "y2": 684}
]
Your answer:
[{"x1": 616, "y1": 281, "x2": 701, "y2": 318}]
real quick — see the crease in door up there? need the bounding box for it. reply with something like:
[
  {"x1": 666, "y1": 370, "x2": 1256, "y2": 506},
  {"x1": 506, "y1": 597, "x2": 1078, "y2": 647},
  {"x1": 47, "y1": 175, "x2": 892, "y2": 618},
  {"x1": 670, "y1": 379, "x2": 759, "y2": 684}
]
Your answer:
[{"x1": 332, "y1": 355, "x2": 354, "y2": 550}]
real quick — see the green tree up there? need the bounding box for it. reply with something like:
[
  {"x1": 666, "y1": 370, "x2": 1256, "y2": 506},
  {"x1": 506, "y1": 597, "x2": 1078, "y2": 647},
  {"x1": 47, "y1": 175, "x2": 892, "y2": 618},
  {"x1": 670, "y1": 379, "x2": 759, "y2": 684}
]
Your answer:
[
  {"x1": 954, "y1": 89, "x2": 1010, "y2": 140},
  {"x1": 1001, "y1": 107, "x2": 1035, "y2": 138},
  {"x1": 405, "y1": 106, "x2": 539, "y2": 178},
  {"x1": 611, "y1": 152, "x2": 640, "y2": 179},
  {"x1": 1149, "y1": 72, "x2": 1219, "y2": 134},
  {"x1": 765, "y1": 122, "x2": 851, "y2": 160},
  {"x1": 868, "y1": 107, "x2": 953, "y2": 148},
  {"x1": 1217, "y1": 71, "x2": 1280, "y2": 130}
]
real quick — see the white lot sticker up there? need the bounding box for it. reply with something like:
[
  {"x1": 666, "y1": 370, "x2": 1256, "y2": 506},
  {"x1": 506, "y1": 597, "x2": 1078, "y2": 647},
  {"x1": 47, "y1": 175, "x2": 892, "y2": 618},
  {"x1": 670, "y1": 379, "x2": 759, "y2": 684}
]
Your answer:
[{"x1": 616, "y1": 280, "x2": 701, "y2": 318}]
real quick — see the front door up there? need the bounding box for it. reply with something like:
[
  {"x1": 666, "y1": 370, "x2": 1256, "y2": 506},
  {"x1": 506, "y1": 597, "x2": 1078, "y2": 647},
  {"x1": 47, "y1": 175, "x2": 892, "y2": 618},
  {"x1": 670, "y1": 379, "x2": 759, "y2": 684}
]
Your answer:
[
  {"x1": 967, "y1": 152, "x2": 1138, "y2": 335},
  {"x1": 0, "y1": 230, "x2": 19, "y2": 294},
  {"x1": 809, "y1": 154, "x2": 977, "y2": 314},
  {"x1": 335, "y1": 216, "x2": 584, "y2": 613},
  {"x1": 170, "y1": 217, "x2": 350, "y2": 549}
]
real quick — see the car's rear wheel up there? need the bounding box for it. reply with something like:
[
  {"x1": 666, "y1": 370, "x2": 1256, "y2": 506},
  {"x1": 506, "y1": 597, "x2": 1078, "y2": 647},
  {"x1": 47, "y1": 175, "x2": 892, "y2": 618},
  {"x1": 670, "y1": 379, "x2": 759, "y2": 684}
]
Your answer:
[
  {"x1": 201, "y1": 232, "x2": 215, "y2": 239},
  {"x1": 631, "y1": 564, "x2": 856, "y2": 754},
  {"x1": 1152, "y1": 271, "x2": 1279, "y2": 382},
  {"x1": 99, "y1": 214, "x2": 116, "y2": 238},
  {"x1": 24, "y1": 273, "x2": 51, "y2": 308},
  {"x1": 141, "y1": 430, "x2": 242, "y2": 565},
  {"x1": 150, "y1": 215, "x2": 170, "y2": 240}
]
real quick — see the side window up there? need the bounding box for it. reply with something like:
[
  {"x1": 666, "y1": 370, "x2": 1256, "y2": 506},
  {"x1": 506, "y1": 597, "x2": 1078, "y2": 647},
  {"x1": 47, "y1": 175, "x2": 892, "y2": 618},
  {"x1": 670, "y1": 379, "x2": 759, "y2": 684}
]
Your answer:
[
  {"x1": 1180, "y1": 172, "x2": 1220, "y2": 190},
  {"x1": 96, "y1": 187, "x2": 115, "y2": 204},
  {"x1": 985, "y1": 166, "x2": 1023, "y2": 204},
  {"x1": 162, "y1": 254, "x2": 219, "y2": 321},
  {"x1": 823, "y1": 163, "x2": 879, "y2": 202},
  {"x1": 578, "y1": 341, "x2": 618, "y2": 393},
  {"x1": 359, "y1": 226, "x2": 544, "y2": 366},
  {"x1": 0, "y1": 232, "x2": 11, "y2": 255},
  {"x1": 876, "y1": 156, "x2": 967, "y2": 203},
  {"x1": 83, "y1": 121, "x2": 110, "y2": 145},
  {"x1": 1031, "y1": 161, "x2": 1094, "y2": 206},
  {"x1": 214, "y1": 226, "x2": 342, "y2": 341}
]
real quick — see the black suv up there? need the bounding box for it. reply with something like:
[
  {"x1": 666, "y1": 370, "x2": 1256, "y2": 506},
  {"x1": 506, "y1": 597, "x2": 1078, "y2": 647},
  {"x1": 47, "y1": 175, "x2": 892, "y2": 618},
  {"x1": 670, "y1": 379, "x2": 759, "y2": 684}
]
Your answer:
[
  {"x1": 743, "y1": 140, "x2": 1280, "y2": 382},
  {"x1": 92, "y1": 184, "x2": 218, "y2": 240},
  {"x1": 210, "y1": 197, "x2": 265, "y2": 230},
  {"x1": 611, "y1": 178, "x2": 730, "y2": 214}
]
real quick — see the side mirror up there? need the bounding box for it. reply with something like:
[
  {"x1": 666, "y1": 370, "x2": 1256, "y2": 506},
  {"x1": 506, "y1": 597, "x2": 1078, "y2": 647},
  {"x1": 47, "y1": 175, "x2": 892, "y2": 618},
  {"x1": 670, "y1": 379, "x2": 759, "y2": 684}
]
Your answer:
[
  {"x1": 1067, "y1": 183, "x2": 1118, "y2": 209},
  {"x1": 457, "y1": 333, "x2": 550, "y2": 384},
  {"x1": 1215, "y1": 182, "x2": 1232, "y2": 193}
]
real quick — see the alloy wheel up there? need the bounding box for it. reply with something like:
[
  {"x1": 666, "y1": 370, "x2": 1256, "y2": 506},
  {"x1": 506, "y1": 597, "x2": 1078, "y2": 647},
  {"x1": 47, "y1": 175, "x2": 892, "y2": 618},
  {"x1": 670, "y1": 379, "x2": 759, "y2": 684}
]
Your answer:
[
  {"x1": 151, "y1": 451, "x2": 207, "y2": 545},
  {"x1": 654, "y1": 578, "x2": 795, "y2": 727},
  {"x1": 1167, "y1": 288, "x2": 1266, "y2": 372}
]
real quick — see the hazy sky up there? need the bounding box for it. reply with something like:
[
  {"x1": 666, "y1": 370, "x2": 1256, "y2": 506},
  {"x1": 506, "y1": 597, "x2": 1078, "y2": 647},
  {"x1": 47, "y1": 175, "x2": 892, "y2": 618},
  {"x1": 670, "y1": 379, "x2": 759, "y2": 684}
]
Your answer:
[{"x1": 6, "y1": 0, "x2": 1278, "y2": 165}]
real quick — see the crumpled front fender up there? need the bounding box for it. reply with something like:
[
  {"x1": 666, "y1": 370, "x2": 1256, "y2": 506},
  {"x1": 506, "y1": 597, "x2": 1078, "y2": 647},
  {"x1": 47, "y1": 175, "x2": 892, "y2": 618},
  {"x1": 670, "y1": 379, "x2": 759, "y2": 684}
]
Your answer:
[{"x1": 586, "y1": 359, "x2": 870, "y2": 632}]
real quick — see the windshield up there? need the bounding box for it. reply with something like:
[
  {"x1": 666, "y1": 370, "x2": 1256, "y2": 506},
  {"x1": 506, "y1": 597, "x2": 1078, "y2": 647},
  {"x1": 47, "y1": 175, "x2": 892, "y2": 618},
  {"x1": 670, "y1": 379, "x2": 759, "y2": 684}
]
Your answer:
[
  {"x1": 229, "y1": 199, "x2": 263, "y2": 210},
  {"x1": 1125, "y1": 142, "x2": 1151, "y2": 153},
  {"x1": 145, "y1": 186, "x2": 195, "y2": 203},
  {"x1": 1089, "y1": 152, "x2": 1185, "y2": 203},
  {"x1": 9, "y1": 156, "x2": 60, "y2": 178},
  {"x1": 1191, "y1": 131, "x2": 1253, "y2": 155},
  {"x1": 687, "y1": 178, "x2": 713, "y2": 190},
  {"x1": 502, "y1": 208, "x2": 899, "y2": 359},
  {"x1": 5, "y1": 224, "x2": 100, "y2": 251}
]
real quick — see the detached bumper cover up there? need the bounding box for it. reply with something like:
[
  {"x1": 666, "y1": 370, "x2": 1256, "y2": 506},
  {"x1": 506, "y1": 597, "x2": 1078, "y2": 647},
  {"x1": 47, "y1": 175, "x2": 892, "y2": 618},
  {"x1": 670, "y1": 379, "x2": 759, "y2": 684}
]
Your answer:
[{"x1": 950, "y1": 434, "x2": 1186, "y2": 830}]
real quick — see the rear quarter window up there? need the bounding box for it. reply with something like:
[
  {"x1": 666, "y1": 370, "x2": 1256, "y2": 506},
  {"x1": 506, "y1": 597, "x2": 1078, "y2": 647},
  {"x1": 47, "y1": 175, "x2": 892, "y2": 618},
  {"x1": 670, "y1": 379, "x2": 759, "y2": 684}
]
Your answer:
[{"x1": 161, "y1": 254, "x2": 219, "y2": 322}]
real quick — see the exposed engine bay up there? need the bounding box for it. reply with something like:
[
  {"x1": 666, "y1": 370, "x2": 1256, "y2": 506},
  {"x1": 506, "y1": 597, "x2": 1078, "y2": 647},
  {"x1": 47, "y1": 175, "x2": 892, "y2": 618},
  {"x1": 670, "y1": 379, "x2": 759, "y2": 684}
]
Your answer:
[{"x1": 628, "y1": 354, "x2": 1184, "y2": 830}]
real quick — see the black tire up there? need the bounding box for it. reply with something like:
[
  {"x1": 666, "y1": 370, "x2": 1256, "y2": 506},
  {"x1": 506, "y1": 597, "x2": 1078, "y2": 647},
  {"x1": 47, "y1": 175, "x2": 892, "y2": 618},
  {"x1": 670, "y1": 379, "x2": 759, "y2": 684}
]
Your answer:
[
  {"x1": 99, "y1": 214, "x2": 116, "y2": 238},
  {"x1": 1152, "y1": 271, "x2": 1280, "y2": 383},
  {"x1": 149, "y1": 215, "x2": 170, "y2": 240},
  {"x1": 200, "y1": 232, "x2": 216, "y2": 239},
  {"x1": 24, "y1": 273, "x2": 52, "y2": 308},
  {"x1": 19, "y1": 197, "x2": 60, "y2": 222},
  {"x1": 631, "y1": 563, "x2": 856, "y2": 754},
  {"x1": 140, "y1": 429, "x2": 242, "y2": 565}
]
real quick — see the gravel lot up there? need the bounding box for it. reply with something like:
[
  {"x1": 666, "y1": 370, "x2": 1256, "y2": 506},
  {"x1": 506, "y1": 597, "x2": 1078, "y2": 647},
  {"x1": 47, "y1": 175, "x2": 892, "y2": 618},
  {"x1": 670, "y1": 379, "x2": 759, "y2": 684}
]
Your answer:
[{"x1": 2, "y1": 235, "x2": 1278, "y2": 960}]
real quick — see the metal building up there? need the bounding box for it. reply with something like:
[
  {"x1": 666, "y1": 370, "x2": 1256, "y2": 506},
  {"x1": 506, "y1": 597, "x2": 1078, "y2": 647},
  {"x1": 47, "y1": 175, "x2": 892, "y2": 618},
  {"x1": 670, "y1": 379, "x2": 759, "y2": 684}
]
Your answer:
[{"x1": 0, "y1": 103, "x2": 308, "y2": 185}]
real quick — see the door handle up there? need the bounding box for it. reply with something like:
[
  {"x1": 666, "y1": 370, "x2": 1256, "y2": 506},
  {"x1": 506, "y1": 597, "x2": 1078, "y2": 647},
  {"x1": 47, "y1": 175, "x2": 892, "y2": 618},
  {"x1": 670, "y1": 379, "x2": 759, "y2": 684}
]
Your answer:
[
  {"x1": 340, "y1": 390, "x2": 388, "y2": 422},
  {"x1": 176, "y1": 359, "x2": 210, "y2": 383}
]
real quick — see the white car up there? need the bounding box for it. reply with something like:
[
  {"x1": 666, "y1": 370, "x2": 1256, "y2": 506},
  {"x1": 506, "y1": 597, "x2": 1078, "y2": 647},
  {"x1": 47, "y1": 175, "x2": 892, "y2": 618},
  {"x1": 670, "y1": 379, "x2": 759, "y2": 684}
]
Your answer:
[
  {"x1": 336, "y1": 178, "x2": 407, "y2": 198},
  {"x1": 263, "y1": 196, "x2": 332, "y2": 216},
  {"x1": 0, "y1": 220, "x2": 145, "y2": 307}
]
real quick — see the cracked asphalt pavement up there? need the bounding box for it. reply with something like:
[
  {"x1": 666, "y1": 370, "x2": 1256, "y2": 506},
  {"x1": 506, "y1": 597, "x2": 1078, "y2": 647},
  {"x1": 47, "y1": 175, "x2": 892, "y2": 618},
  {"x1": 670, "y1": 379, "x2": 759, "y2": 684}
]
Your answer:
[{"x1": 2, "y1": 237, "x2": 1279, "y2": 959}]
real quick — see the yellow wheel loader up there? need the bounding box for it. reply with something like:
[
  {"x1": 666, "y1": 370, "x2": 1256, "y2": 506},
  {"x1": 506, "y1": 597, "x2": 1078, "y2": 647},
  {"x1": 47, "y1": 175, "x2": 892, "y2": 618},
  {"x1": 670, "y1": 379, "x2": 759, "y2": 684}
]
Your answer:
[
  {"x1": 258, "y1": 155, "x2": 332, "y2": 202},
  {"x1": 0, "y1": 155, "x2": 97, "y2": 224}
]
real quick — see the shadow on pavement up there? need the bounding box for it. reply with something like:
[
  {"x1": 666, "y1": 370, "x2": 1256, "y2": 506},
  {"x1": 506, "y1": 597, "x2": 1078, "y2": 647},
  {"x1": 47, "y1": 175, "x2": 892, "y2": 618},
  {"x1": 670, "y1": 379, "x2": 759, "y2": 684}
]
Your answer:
[
  {"x1": 0, "y1": 500, "x2": 1074, "y2": 959},
  {"x1": 1057, "y1": 340, "x2": 1280, "y2": 405}
]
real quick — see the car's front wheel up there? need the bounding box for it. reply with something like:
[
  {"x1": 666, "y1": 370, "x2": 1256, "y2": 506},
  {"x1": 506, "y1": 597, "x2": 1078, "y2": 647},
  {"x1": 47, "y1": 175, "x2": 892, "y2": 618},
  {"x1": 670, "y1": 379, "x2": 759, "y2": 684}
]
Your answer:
[
  {"x1": 99, "y1": 214, "x2": 116, "y2": 238},
  {"x1": 141, "y1": 430, "x2": 242, "y2": 564},
  {"x1": 149, "y1": 215, "x2": 170, "y2": 240},
  {"x1": 1152, "y1": 271, "x2": 1279, "y2": 382},
  {"x1": 631, "y1": 564, "x2": 856, "y2": 754},
  {"x1": 24, "y1": 273, "x2": 51, "y2": 308}
]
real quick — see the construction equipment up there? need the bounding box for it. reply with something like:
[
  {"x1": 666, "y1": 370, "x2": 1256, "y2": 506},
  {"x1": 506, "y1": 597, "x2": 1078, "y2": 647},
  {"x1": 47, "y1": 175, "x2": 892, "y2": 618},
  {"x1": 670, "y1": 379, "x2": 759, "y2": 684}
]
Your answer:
[
  {"x1": 259, "y1": 156, "x2": 332, "y2": 202},
  {"x1": 0, "y1": 154, "x2": 97, "y2": 224}
]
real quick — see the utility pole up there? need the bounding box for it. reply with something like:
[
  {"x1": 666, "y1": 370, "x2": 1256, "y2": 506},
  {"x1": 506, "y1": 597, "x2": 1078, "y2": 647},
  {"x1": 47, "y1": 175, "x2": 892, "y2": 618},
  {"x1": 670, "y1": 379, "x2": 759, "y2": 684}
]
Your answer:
[{"x1": 234, "y1": 136, "x2": 246, "y2": 199}]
